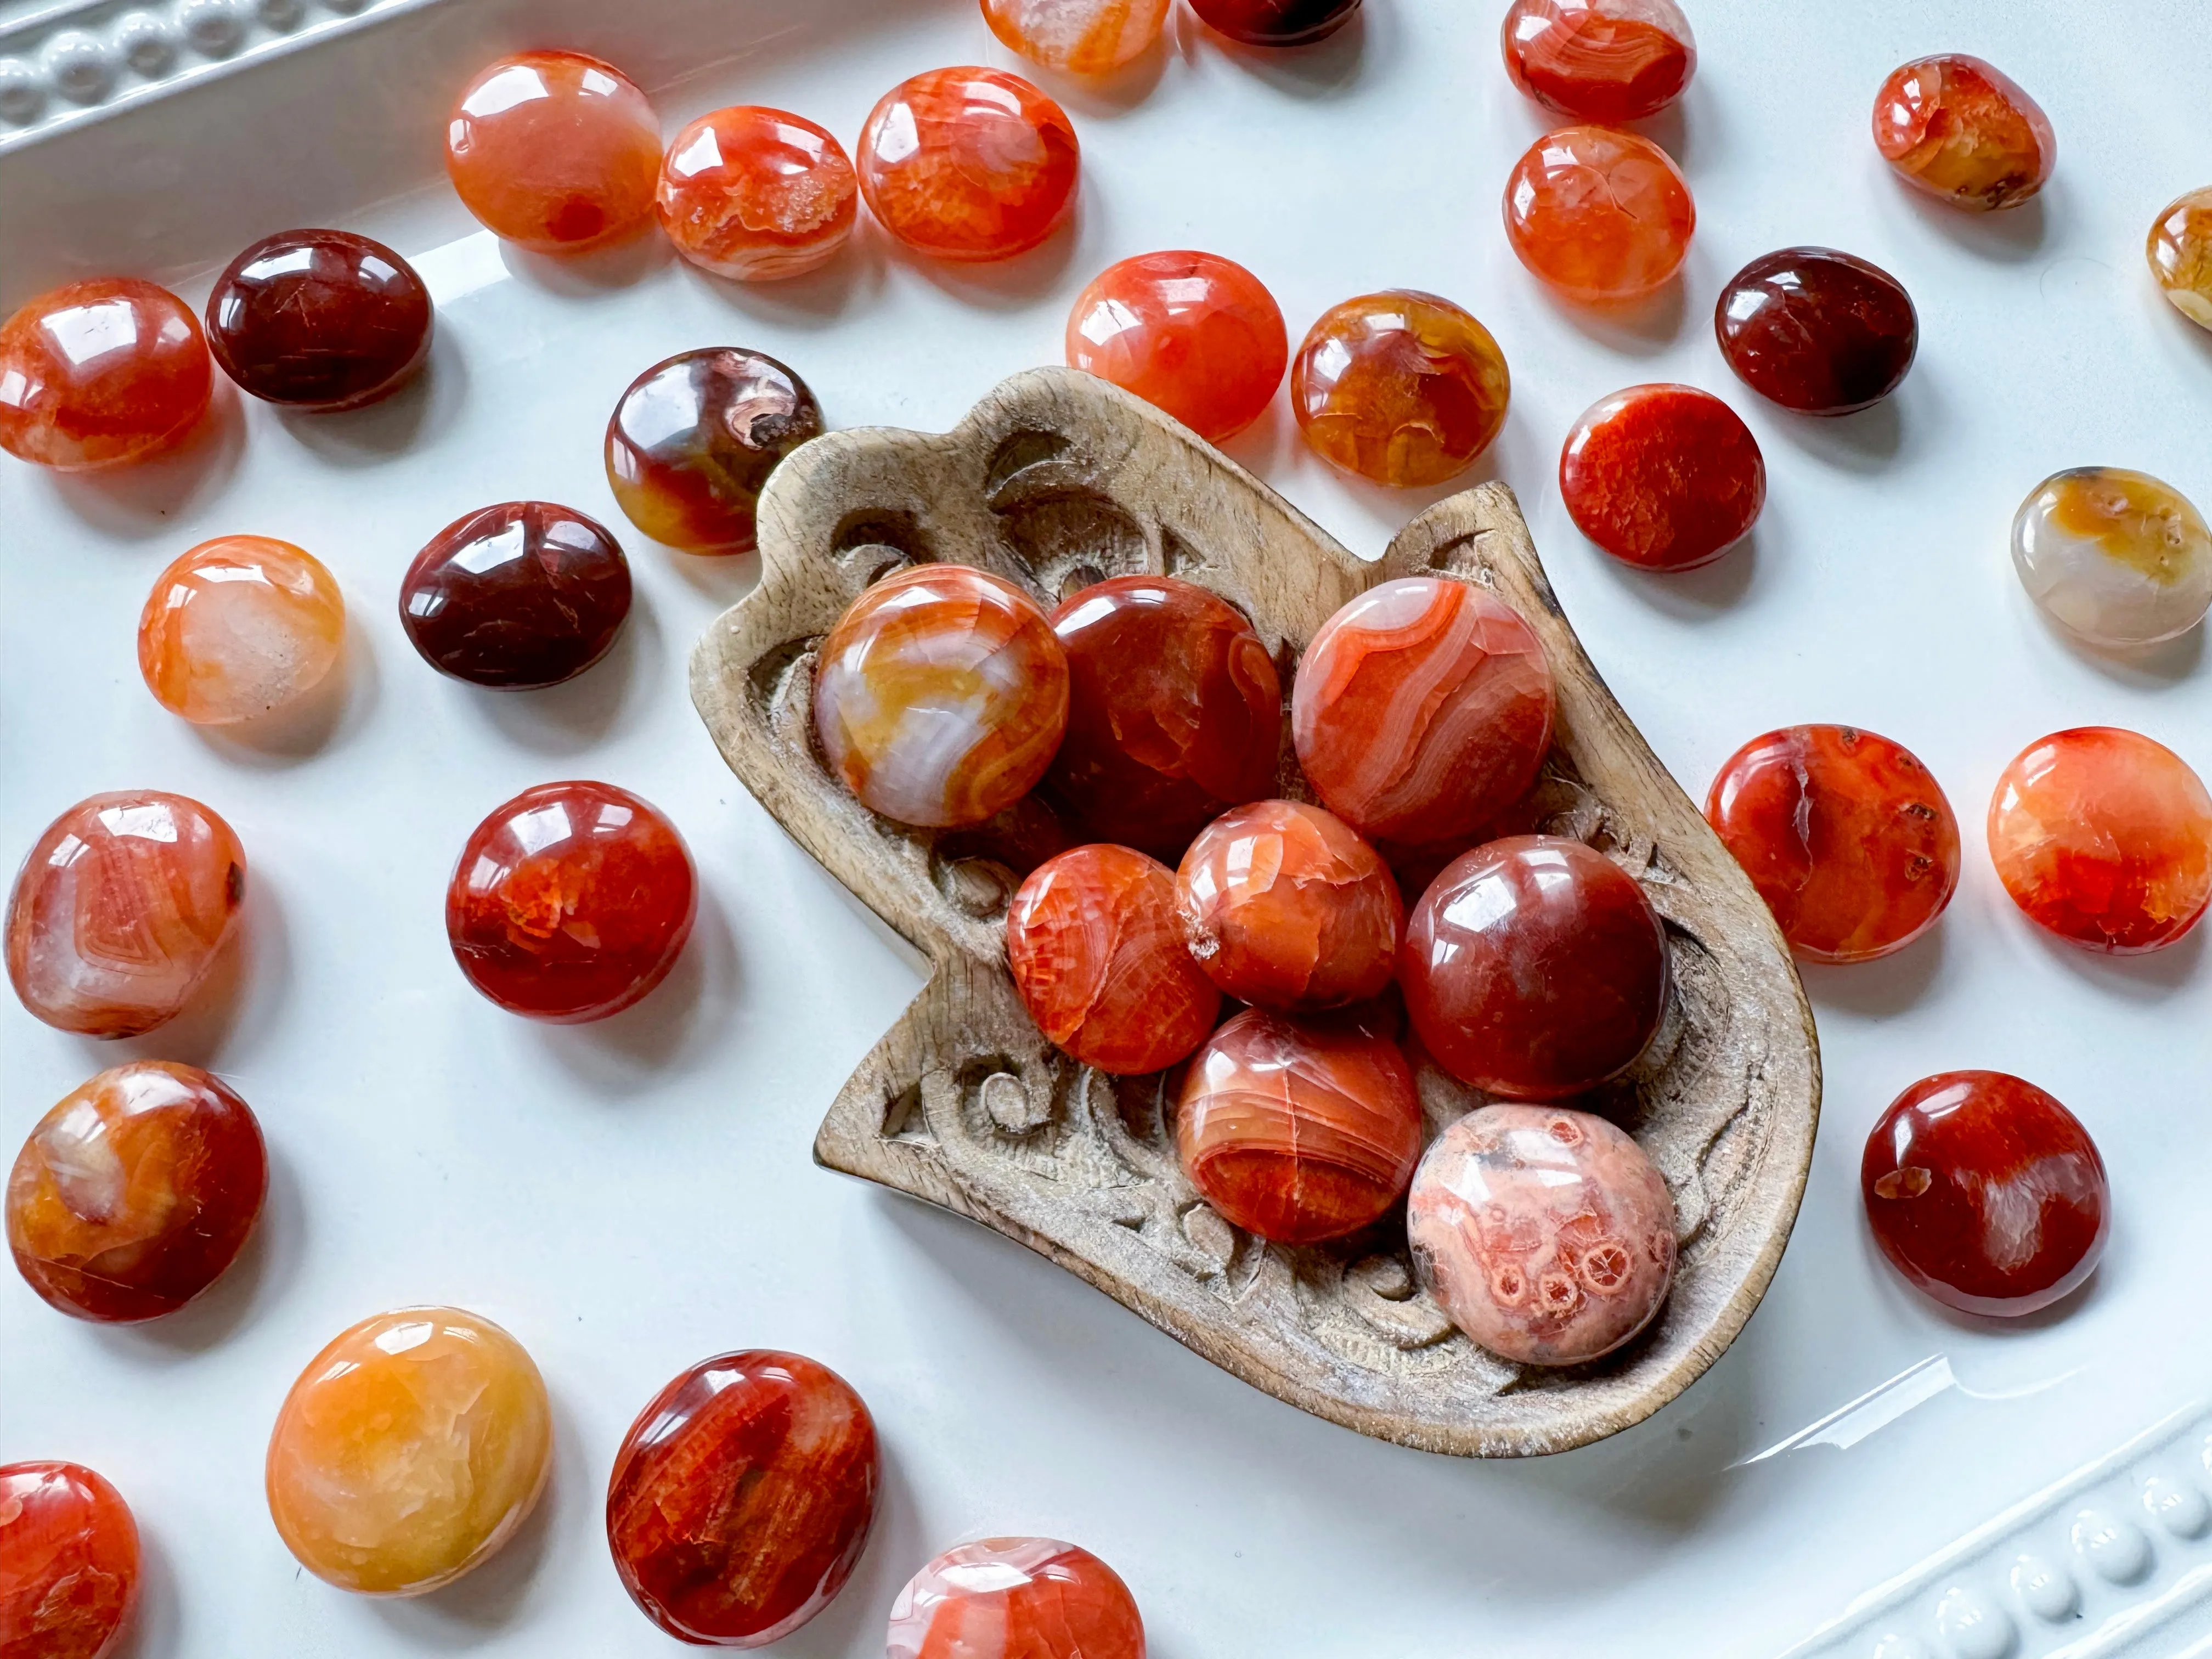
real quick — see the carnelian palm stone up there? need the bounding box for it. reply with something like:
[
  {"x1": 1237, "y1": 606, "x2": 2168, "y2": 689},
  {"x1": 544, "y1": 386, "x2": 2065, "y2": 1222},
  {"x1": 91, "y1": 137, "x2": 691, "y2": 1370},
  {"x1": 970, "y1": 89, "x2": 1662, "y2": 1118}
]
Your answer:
[
  {"x1": 0, "y1": 278, "x2": 211, "y2": 471},
  {"x1": 1292, "y1": 291, "x2": 1510, "y2": 487},
  {"x1": 857, "y1": 67, "x2": 1079, "y2": 263},
  {"x1": 0, "y1": 1461, "x2": 139, "y2": 1659},
  {"x1": 659, "y1": 107, "x2": 859, "y2": 281},
  {"x1": 1502, "y1": 0, "x2": 1696, "y2": 122},
  {"x1": 1065, "y1": 252, "x2": 1288, "y2": 445},
  {"x1": 1503, "y1": 126, "x2": 1694, "y2": 304},
  {"x1": 889, "y1": 1537, "x2": 1144, "y2": 1659},
  {"x1": 1872, "y1": 54, "x2": 2055, "y2": 212},
  {"x1": 447, "y1": 51, "x2": 662, "y2": 253}
]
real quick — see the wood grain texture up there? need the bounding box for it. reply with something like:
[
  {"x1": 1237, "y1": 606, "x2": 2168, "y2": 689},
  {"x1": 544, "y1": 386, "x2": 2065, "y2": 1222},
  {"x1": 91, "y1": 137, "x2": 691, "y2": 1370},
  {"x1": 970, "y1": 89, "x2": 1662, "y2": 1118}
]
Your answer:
[{"x1": 690, "y1": 366, "x2": 1820, "y2": 1458}]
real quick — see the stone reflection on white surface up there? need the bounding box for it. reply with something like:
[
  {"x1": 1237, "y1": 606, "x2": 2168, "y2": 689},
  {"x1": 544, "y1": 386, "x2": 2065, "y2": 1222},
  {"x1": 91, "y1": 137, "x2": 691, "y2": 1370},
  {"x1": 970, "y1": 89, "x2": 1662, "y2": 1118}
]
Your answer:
[{"x1": 2010, "y1": 467, "x2": 2212, "y2": 648}]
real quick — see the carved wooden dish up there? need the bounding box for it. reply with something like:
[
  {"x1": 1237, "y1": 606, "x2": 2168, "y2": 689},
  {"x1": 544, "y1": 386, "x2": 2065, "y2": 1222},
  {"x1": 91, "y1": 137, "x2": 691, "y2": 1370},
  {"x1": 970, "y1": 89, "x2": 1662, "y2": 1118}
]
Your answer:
[{"x1": 690, "y1": 367, "x2": 1821, "y2": 1458}]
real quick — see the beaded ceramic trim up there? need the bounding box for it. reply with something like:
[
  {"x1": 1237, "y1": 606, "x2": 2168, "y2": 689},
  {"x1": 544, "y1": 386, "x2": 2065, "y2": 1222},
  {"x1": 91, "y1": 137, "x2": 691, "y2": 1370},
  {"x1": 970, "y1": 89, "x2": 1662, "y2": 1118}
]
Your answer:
[
  {"x1": 1785, "y1": 1398, "x2": 2212, "y2": 1659},
  {"x1": 0, "y1": 0, "x2": 410, "y2": 150}
]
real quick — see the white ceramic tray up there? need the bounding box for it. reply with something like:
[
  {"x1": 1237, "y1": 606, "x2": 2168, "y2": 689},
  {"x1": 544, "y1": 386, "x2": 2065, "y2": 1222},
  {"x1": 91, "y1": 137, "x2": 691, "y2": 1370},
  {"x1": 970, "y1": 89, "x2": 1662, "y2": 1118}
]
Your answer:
[{"x1": 2, "y1": 2, "x2": 2210, "y2": 1655}]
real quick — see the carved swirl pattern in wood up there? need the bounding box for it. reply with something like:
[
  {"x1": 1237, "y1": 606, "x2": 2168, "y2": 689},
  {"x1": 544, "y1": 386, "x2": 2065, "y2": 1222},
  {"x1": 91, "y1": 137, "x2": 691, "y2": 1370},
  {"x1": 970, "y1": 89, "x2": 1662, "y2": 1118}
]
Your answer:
[{"x1": 690, "y1": 367, "x2": 1821, "y2": 1457}]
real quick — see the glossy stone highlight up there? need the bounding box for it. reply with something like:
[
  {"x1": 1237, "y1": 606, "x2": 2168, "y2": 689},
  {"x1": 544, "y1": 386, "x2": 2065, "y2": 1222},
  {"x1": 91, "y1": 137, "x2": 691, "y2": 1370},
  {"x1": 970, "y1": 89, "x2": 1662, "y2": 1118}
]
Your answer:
[
  {"x1": 447, "y1": 780, "x2": 696, "y2": 1022},
  {"x1": 205, "y1": 229, "x2": 432, "y2": 410},
  {"x1": 8, "y1": 1062, "x2": 267, "y2": 1323},
  {"x1": 1988, "y1": 727, "x2": 2212, "y2": 953},
  {"x1": 1500, "y1": 0, "x2": 1696, "y2": 123},
  {"x1": 605, "y1": 348, "x2": 821, "y2": 555},
  {"x1": 6, "y1": 791, "x2": 245, "y2": 1039},
  {"x1": 0, "y1": 278, "x2": 211, "y2": 471},
  {"x1": 1872, "y1": 54, "x2": 2055, "y2": 212},
  {"x1": 889, "y1": 1537, "x2": 1144, "y2": 1659},
  {"x1": 1175, "y1": 800, "x2": 1402, "y2": 1011},
  {"x1": 1065, "y1": 251, "x2": 1288, "y2": 443},
  {"x1": 267, "y1": 1307, "x2": 552, "y2": 1596},
  {"x1": 1503, "y1": 126, "x2": 1694, "y2": 304},
  {"x1": 983, "y1": 0, "x2": 1170, "y2": 74},
  {"x1": 2148, "y1": 187, "x2": 2212, "y2": 331},
  {"x1": 1186, "y1": 0, "x2": 1358, "y2": 45},
  {"x1": 1043, "y1": 574, "x2": 1280, "y2": 854},
  {"x1": 608, "y1": 1351, "x2": 879, "y2": 1648},
  {"x1": 2011, "y1": 468, "x2": 2212, "y2": 648},
  {"x1": 1176, "y1": 1007, "x2": 1421, "y2": 1244},
  {"x1": 1402, "y1": 836, "x2": 1667, "y2": 1100},
  {"x1": 658, "y1": 106, "x2": 858, "y2": 281},
  {"x1": 1293, "y1": 577, "x2": 1554, "y2": 847},
  {"x1": 1863, "y1": 1071, "x2": 2108, "y2": 1317},
  {"x1": 0, "y1": 1462, "x2": 139, "y2": 1659},
  {"x1": 1717, "y1": 247, "x2": 1917, "y2": 416},
  {"x1": 857, "y1": 67, "x2": 1079, "y2": 262},
  {"x1": 815, "y1": 565, "x2": 1070, "y2": 830},
  {"x1": 1408, "y1": 1105, "x2": 1675, "y2": 1365},
  {"x1": 1559, "y1": 384, "x2": 1764, "y2": 571},
  {"x1": 401, "y1": 502, "x2": 631, "y2": 689},
  {"x1": 445, "y1": 51, "x2": 661, "y2": 253},
  {"x1": 138, "y1": 535, "x2": 346, "y2": 725},
  {"x1": 1291, "y1": 290, "x2": 1510, "y2": 487},
  {"x1": 1706, "y1": 725, "x2": 1960, "y2": 964}
]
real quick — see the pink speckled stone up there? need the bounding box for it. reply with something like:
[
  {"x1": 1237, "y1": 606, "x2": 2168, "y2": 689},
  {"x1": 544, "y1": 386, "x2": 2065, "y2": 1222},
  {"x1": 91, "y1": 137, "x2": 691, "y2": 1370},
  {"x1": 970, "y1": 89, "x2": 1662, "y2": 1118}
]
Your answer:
[{"x1": 1407, "y1": 1105, "x2": 1675, "y2": 1366}]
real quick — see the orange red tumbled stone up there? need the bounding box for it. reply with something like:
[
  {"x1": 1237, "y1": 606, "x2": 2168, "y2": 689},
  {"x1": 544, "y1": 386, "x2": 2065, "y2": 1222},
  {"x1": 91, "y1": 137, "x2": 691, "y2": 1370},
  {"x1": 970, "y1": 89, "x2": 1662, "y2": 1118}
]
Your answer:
[
  {"x1": 1872, "y1": 54, "x2": 2055, "y2": 212},
  {"x1": 138, "y1": 535, "x2": 346, "y2": 725},
  {"x1": 1291, "y1": 290, "x2": 1510, "y2": 487},
  {"x1": 1065, "y1": 252, "x2": 1288, "y2": 444},
  {"x1": 1504, "y1": 125, "x2": 1694, "y2": 304},
  {"x1": 1500, "y1": 0, "x2": 1696, "y2": 123},
  {"x1": 857, "y1": 67, "x2": 1080, "y2": 263},
  {"x1": 889, "y1": 1537, "x2": 1144, "y2": 1659},
  {"x1": 658, "y1": 106, "x2": 858, "y2": 281},
  {"x1": 983, "y1": 0, "x2": 1170, "y2": 75},
  {"x1": 0, "y1": 1461, "x2": 139, "y2": 1659},
  {"x1": 445, "y1": 51, "x2": 663, "y2": 253},
  {"x1": 1559, "y1": 384, "x2": 1765, "y2": 572},
  {"x1": 0, "y1": 278, "x2": 211, "y2": 471}
]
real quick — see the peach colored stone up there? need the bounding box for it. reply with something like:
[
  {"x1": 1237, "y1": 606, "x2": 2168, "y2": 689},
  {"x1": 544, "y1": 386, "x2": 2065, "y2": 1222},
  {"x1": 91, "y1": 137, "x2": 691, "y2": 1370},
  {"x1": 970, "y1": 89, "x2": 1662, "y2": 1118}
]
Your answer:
[
  {"x1": 445, "y1": 51, "x2": 662, "y2": 253},
  {"x1": 138, "y1": 535, "x2": 345, "y2": 725}
]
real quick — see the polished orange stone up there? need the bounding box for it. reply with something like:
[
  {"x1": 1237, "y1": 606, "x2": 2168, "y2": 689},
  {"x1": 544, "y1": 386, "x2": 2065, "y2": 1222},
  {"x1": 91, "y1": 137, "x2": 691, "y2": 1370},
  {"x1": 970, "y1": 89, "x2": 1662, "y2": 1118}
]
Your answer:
[
  {"x1": 1500, "y1": 0, "x2": 1696, "y2": 123},
  {"x1": 0, "y1": 278, "x2": 211, "y2": 471},
  {"x1": 138, "y1": 535, "x2": 345, "y2": 726},
  {"x1": 888, "y1": 1538, "x2": 1143, "y2": 1659},
  {"x1": 1504, "y1": 126, "x2": 1694, "y2": 304},
  {"x1": 1559, "y1": 383, "x2": 1765, "y2": 571},
  {"x1": 5, "y1": 791, "x2": 245, "y2": 1039},
  {"x1": 815, "y1": 565, "x2": 1070, "y2": 829},
  {"x1": 1008, "y1": 844, "x2": 1220, "y2": 1075},
  {"x1": 8, "y1": 1061, "x2": 267, "y2": 1323},
  {"x1": 1706, "y1": 725, "x2": 1960, "y2": 964},
  {"x1": 1176, "y1": 1006, "x2": 1421, "y2": 1244},
  {"x1": 1293, "y1": 577, "x2": 1554, "y2": 847},
  {"x1": 446, "y1": 51, "x2": 662, "y2": 253},
  {"x1": 659, "y1": 106, "x2": 858, "y2": 281},
  {"x1": 1175, "y1": 800, "x2": 1401, "y2": 1011},
  {"x1": 857, "y1": 67, "x2": 1080, "y2": 262},
  {"x1": 1065, "y1": 252, "x2": 1287, "y2": 443},
  {"x1": 1872, "y1": 54, "x2": 2054, "y2": 212},
  {"x1": 983, "y1": 0, "x2": 1170, "y2": 74},
  {"x1": 1988, "y1": 727, "x2": 2212, "y2": 953},
  {"x1": 1291, "y1": 290, "x2": 1510, "y2": 487},
  {"x1": 267, "y1": 1307, "x2": 551, "y2": 1597},
  {"x1": 0, "y1": 1462, "x2": 139, "y2": 1659},
  {"x1": 2148, "y1": 187, "x2": 2212, "y2": 331}
]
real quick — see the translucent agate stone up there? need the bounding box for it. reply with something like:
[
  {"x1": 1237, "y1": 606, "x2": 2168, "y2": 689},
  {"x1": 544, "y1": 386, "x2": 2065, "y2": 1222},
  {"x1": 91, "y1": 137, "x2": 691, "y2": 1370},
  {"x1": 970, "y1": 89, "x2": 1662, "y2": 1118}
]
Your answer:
[
  {"x1": 1706, "y1": 725, "x2": 1960, "y2": 964},
  {"x1": 1872, "y1": 54, "x2": 2055, "y2": 212},
  {"x1": 1185, "y1": 0, "x2": 1359, "y2": 46},
  {"x1": 1291, "y1": 290, "x2": 1510, "y2": 487},
  {"x1": 267, "y1": 1308, "x2": 551, "y2": 1596},
  {"x1": 890, "y1": 1538, "x2": 1143, "y2": 1659},
  {"x1": 1401, "y1": 836, "x2": 1667, "y2": 1100},
  {"x1": 608, "y1": 1350, "x2": 879, "y2": 1647},
  {"x1": 2011, "y1": 467, "x2": 2212, "y2": 648},
  {"x1": 658, "y1": 106, "x2": 859, "y2": 281},
  {"x1": 983, "y1": 0, "x2": 1171, "y2": 74},
  {"x1": 857, "y1": 67, "x2": 1080, "y2": 262},
  {"x1": 137, "y1": 535, "x2": 345, "y2": 725},
  {"x1": 1503, "y1": 126, "x2": 1694, "y2": 304},
  {"x1": 1174, "y1": 800, "x2": 1402, "y2": 1011},
  {"x1": 0, "y1": 1462, "x2": 139, "y2": 1659},
  {"x1": 445, "y1": 51, "x2": 662, "y2": 253},
  {"x1": 1408, "y1": 1105, "x2": 1675, "y2": 1365},
  {"x1": 1064, "y1": 251, "x2": 1288, "y2": 443},
  {"x1": 814, "y1": 565, "x2": 1071, "y2": 829},
  {"x1": 1008, "y1": 844, "x2": 1220, "y2": 1076},
  {"x1": 1500, "y1": 0, "x2": 1696, "y2": 123},
  {"x1": 1862, "y1": 1071, "x2": 2108, "y2": 1317},
  {"x1": 1988, "y1": 727, "x2": 2212, "y2": 953},
  {"x1": 204, "y1": 229, "x2": 432, "y2": 410},
  {"x1": 1292, "y1": 577, "x2": 1554, "y2": 847},
  {"x1": 1175, "y1": 1007, "x2": 1422, "y2": 1244},
  {"x1": 2147, "y1": 187, "x2": 2212, "y2": 330},
  {"x1": 1716, "y1": 247, "x2": 1917, "y2": 416},
  {"x1": 0, "y1": 278, "x2": 211, "y2": 471},
  {"x1": 400, "y1": 501, "x2": 633, "y2": 688},
  {"x1": 5, "y1": 791, "x2": 246, "y2": 1039},
  {"x1": 7, "y1": 1061, "x2": 267, "y2": 1323},
  {"x1": 1559, "y1": 383, "x2": 1764, "y2": 571}
]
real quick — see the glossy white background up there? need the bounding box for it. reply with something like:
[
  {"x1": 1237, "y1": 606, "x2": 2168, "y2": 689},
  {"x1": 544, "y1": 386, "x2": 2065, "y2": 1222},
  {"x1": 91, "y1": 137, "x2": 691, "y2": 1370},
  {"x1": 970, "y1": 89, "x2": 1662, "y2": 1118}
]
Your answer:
[{"x1": 2, "y1": 1, "x2": 2210, "y2": 1655}]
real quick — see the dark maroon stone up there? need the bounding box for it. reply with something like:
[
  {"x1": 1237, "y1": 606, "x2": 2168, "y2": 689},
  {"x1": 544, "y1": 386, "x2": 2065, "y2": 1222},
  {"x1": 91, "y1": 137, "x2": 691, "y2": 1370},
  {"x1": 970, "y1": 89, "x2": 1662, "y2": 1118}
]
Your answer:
[
  {"x1": 1714, "y1": 246, "x2": 1917, "y2": 416},
  {"x1": 205, "y1": 229, "x2": 433, "y2": 411},
  {"x1": 400, "y1": 502, "x2": 631, "y2": 689},
  {"x1": 1186, "y1": 0, "x2": 1361, "y2": 45}
]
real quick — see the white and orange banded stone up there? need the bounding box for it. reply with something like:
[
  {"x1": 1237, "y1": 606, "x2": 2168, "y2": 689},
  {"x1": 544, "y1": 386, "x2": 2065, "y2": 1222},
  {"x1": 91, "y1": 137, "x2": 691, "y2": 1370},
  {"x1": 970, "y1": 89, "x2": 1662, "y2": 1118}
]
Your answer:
[
  {"x1": 657, "y1": 106, "x2": 859, "y2": 282},
  {"x1": 138, "y1": 535, "x2": 345, "y2": 725},
  {"x1": 981, "y1": 0, "x2": 1171, "y2": 75}
]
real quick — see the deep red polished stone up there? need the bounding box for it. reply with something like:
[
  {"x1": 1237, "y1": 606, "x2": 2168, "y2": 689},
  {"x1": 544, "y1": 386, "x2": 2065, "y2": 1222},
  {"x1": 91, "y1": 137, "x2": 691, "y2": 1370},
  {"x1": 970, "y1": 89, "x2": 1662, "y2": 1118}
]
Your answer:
[
  {"x1": 1401, "y1": 836, "x2": 1668, "y2": 1100},
  {"x1": 607, "y1": 1350, "x2": 879, "y2": 1647},
  {"x1": 1043, "y1": 575, "x2": 1280, "y2": 856},
  {"x1": 1716, "y1": 247, "x2": 1917, "y2": 416},
  {"x1": 447, "y1": 781, "x2": 696, "y2": 1023},
  {"x1": 1186, "y1": 0, "x2": 1359, "y2": 45},
  {"x1": 1862, "y1": 1071, "x2": 2109, "y2": 1317},
  {"x1": 0, "y1": 1462, "x2": 139, "y2": 1659},
  {"x1": 1559, "y1": 384, "x2": 1765, "y2": 571},
  {"x1": 401, "y1": 502, "x2": 632, "y2": 689},
  {"x1": 204, "y1": 229, "x2": 432, "y2": 411}
]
